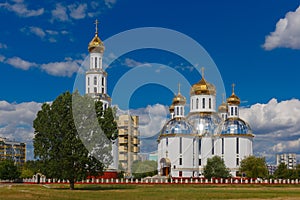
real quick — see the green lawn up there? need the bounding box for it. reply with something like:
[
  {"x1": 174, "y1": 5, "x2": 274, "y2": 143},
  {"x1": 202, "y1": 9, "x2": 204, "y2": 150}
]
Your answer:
[{"x1": 0, "y1": 184, "x2": 300, "y2": 200}]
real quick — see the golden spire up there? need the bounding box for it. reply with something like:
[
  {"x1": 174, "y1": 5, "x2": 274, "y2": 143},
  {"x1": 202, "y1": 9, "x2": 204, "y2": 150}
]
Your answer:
[{"x1": 94, "y1": 19, "x2": 99, "y2": 35}]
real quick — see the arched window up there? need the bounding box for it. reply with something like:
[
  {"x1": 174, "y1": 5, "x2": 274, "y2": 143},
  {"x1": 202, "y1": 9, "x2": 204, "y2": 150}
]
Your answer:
[
  {"x1": 231, "y1": 107, "x2": 234, "y2": 116},
  {"x1": 94, "y1": 77, "x2": 97, "y2": 85},
  {"x1": 95, "y1": 57, "x2": 97, "y2": 68},
  {"x1": 180, "y1": 107, "x2": 183, "y2": 116},
  {"x1": 191, "y1": 99, "x2": 193, "y2": 109},
  {"x1": 209, "y1": 98, "x2": 211, "y2": 109},
  {"x1": 94, "y1": 87, "x2": 97, "y2": 93},
  {"x1": 102, "y1": 88, "x2": 104, "y2": 94},
  {"x1": 88, "y1": 77, "x2": 90, "y2": 86},
  {"x1": 102, "y1": 77, "x2": 104, "y2": 86},
  {"x1": 176, "y1": 107, "x2": 179, "y2": 116},
  {"x1": 235, "y1": 107, "x2": 238, "y2": 115},
  {"x1": 196, "y1": 98, "x2": 199, "y2": 109},
  {"x1": 202, "y1": 98, "x2": 205, "y2": 109}
]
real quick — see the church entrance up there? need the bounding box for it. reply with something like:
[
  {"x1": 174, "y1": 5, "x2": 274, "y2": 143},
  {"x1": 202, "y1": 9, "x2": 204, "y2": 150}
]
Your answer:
[{"x1": 160, "y1": 158, "x2": 171, "y2": 176}]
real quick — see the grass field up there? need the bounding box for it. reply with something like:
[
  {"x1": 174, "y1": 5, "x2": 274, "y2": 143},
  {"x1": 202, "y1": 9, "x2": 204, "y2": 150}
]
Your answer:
[{"x1": 1, "y1": 184, "x2": 300, "y2": 200}]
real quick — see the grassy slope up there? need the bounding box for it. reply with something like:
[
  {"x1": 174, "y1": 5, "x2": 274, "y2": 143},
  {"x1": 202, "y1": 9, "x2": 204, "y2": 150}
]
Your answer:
[{"x1": 0, "y1": 184, "x2": 300, "y2": 200}]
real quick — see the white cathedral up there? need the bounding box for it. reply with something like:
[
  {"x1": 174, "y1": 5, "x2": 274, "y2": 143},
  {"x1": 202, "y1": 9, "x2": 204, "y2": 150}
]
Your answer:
[
  {"x1": 157, "y1": 76, "x2": 254, "y2": 177},
  {"x1": 85, "y1": 20, "x2": 253, "y2": 178}
]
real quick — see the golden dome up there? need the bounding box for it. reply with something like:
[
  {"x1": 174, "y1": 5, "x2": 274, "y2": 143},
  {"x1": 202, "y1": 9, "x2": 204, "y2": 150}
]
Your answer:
[
  {"x1": 190, "y1": 77, "x2": 216, "y2": 96},
  {"x1": 190, "y1": 67, "x2": 216, "y2": 96},
  {"x1": 172, "y1": 83, "x2": 186, "y2": 105},
  {"x1": 172, "y1": 92, "x2": 186, "y2": 105},
  {"x1": 227, "y1": 84, "x2": 240, "y2": 105},
  {"x1": 88, "y1": 34, "x2": 105, "y2": 53},
  {"x1": 88, "y1": 20, "x2": 105, "y2": 53},
  {"x1": 218, "y1": 102, "x2": 228, "y2": 112}
]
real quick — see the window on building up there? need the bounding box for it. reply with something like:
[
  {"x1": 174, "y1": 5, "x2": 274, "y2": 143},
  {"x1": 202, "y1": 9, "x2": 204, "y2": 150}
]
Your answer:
[
  {"x1": 179, "y1": 158, "x2": 182, "y2": 165},
  {"x1": 94, "y1": 87, "x2": 97, "y2": 93},
  {"x1": 166, "y1": 138, "x2": 168, "y2": 147},
  {"x1": 88, "y1": 88, "x2": 90, "y2": 93},
  {"x1": 236, "y1": 138, "x2": 239, "y2": 154},
  {"x1": 94, "y1": 77, "x2": 97, "y2": 85},
  {"x1": 102, "y1": 88, "x2": 104, "y2": 94},
  {"x1": 179, "y1": 137, "x2": 182, "y2": 154},
  {"x1": 199, "y1": 139, "x2": 201, "y2": 154},
  {"x1": 179, "y1": 171, "x2": 182, "y2": 177},
  {"x1": 196, "y1": 98, "x2": 199, "y2": 109},
  {"x1": 88, "y1": 77, "x2": 90, "y2": 86},
  {"x1": 222, "y1": 138, "x2": 224, "y2": 155},
  {"x1": 192, "y1": 99, "x2": 193, "y2": 109},
  {"x1": 202, "y1": 98, "x2": 205, "y2": 109},
  {"x1": 180, "y1": 107, "x2": 183, "y2": 116},
  {"x1": 235, "y1": 107, "x2": 238, "y2": 115},
  {"x1": 95, "y1": 57, "x2": 97, "y2": 68},
  {"x1": 199, "y1": 159, "x2": 201, "y2": 166},
  {"x1": 209, "y1": 98, "x2": 211, "y2": 109},
  {"x1": 212, "y1": 139, "x2": 215, "y2": 155},
  {"x1": 236, "y1": 158, "x2": 239, "y2": 166},
  {"x1": 102, "y1": 77, "x2": 104, "y2": 86},
  {"x1": 176, "y1": 107, "x2": 179, "y2": 116},
  {"x1": 231, "y1": 107, "x2": 234, "y2": 116}
]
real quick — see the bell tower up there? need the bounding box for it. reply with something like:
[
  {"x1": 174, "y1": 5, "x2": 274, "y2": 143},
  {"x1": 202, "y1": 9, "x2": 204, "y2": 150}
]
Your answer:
[{"x1": 86, "y1": 20, "x2": 111, "y2": 109}]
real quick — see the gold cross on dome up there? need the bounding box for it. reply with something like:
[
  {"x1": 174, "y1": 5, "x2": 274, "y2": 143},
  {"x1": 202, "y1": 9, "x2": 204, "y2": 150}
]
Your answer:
[
  {"x1": 94, "y1": 19, "x2": 99, "y2": 34},
  {"x1": 178, "y1": 82, "x2": 181, "y2": 94},
  {"x1": 232, "y1": 83, "x2": 235, "y2": 94},
  {"x1": 201, "y1": 67, "x2": 205, "y2": 77}
]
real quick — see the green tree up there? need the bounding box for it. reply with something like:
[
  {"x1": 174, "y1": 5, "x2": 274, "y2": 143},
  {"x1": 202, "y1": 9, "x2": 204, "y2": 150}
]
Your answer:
[
  {"x1": 132, "y1": 160, "x2": 158, "y2": 179},
  {"x1": 239, "y1": 156, "x2": 268, "y2": 178},
  {"x1": 33, "y1": 91, "x2": 117, "y2": 189},
  {"x1": 0, "y1": 159, "x2": 21, "y2": 181},
  {"x1": 203, "y1": 156, "x2": 230, "y2": 179}
]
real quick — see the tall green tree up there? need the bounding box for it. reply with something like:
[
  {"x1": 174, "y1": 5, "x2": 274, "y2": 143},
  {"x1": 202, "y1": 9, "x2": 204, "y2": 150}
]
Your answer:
[
  {"x1": 33, "y1": 91, "x2": 117, "y2": 189},
  {"x1": 239, "y1": 156, "x2": 268, "y2": 178},
  {"x1": 203, "y1": 156, "x2": 230, "y2": 179},
  {"x1": 0, "y1": 159, "x2": 20, "y2": 181}
]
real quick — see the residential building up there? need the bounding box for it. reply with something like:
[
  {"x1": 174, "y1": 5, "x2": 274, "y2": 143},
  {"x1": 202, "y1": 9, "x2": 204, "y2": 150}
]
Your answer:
[
  {"x1": 0, "y1": 137, "x2": 26, "y2": 166},
  {"x1": 276, "y1": 153, "x2": 297, "y2": 169},
  {"x1": 117, "y1": 114, "x2": 140, "y2": 176}
]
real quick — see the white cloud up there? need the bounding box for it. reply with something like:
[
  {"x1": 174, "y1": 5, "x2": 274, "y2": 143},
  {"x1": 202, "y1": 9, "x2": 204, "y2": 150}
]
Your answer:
[
  {"x1": 68, "y1": 3, "x2": 87, "y2": 19},
  {"x1": 117, "y1": 104, "x2": 169, "y2": 138},
  {"x1": 27, "y1": 26, "x2": 46, "y2": 38},
  {"x1": 263, "y1": 6, "x2": 300, "y2": 50},
  {"x1": 0, "y1": 43, "x2": 7, "y2": 49},
  {"x1": 0, "y1": 101, "x2": 42, "y2": 160},
  {"x1": 1, "y1": 55, "x2": 81, "y2": 77},
  {"x1": 5, "y1": 56, "x2": 37, "y2": 70},
  {"x1": 0, "y1": 55, "x2": 5, "y2": 62},
  {"x1": 123, "y1": 58, "x2": 151, "y2": 68},
  {"x1": 51, "y1": 3, "x2": 69, "y2": 22},
  {"x1": 0, "y1": 0, "x2": 44, "y2": 17},
  {"x1": 41, "y1": 59, "x2": 81, "y2": 77},
  {"x1": 104, "y1": 0, "x2": 117, "y2": 8},
  {"x1": 240, "y1": 98, "x2": 300, "y2": 162}
]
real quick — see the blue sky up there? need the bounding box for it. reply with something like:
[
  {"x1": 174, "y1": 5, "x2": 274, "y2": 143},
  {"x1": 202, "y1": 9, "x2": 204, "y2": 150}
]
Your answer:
[{"x1": 0, "y1": 0, "x2": 300, "y2": 163}]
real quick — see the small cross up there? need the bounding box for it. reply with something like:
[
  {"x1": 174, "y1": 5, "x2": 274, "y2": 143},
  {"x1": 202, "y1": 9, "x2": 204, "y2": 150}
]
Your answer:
[
  {"x1": 232, "y1": 83, "x2": 235, "y2": 94},
  {"x1": 201, "y1": 67, "x2": 205, "y2": 77},
  {"x1": 94, "y1": 19, "x2": 99, "y2": 34}
]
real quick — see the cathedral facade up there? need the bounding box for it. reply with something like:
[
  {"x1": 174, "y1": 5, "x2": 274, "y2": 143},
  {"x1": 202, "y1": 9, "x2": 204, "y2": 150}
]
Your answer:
[{"x1": 157, "y1": 75, "x2": 254, "y2": 177}]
